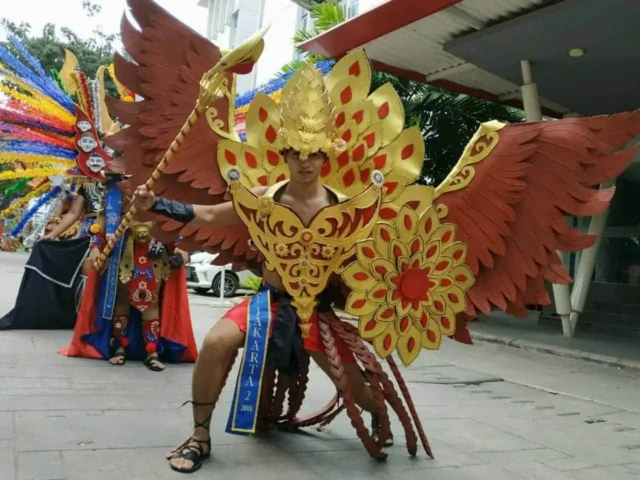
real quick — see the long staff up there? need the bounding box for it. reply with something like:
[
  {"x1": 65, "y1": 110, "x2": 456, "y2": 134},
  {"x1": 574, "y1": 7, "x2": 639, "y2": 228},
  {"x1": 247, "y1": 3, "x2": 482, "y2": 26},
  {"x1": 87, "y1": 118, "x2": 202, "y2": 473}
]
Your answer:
[{"x1": 95, "y1": 28, "x2": 267, "y2": 270}]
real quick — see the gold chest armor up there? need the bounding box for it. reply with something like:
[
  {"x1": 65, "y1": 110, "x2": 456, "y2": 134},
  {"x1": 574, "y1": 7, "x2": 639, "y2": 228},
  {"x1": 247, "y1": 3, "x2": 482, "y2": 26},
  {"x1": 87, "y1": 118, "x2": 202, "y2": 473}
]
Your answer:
[{"x1": 229, "y1": 176, "x2": 383, "y2": 336}]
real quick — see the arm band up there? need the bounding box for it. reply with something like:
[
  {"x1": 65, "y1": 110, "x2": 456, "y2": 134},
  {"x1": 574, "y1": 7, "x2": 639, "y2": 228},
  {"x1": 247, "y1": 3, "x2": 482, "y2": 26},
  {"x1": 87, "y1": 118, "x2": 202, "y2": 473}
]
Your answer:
[
  {"x1": 168, "y1": 251, "x2": 185, "y2": 270},
  {"x1": 149, "y1": 197, "x2": 196, "y2": 224}
]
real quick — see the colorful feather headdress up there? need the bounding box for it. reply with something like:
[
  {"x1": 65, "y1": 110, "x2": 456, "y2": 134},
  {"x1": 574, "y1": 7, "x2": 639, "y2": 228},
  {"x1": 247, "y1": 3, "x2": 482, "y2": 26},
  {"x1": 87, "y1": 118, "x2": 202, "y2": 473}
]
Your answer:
[
  {"x1": 0, "y1": 38, "x2": 131, "y2": 234},
  {"x1": 0, "y1": 37, "x2": 122, "y2": 185}
]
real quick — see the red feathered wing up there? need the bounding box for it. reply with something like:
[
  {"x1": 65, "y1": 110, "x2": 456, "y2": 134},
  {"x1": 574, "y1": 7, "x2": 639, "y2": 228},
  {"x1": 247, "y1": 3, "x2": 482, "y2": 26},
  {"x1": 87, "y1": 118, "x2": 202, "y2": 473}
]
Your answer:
[
  {"x1": 104, "y1": 0, "x2": 258, "y2": 269},
  {"x1": 435, "y1": 112, "x2": 640, "y2": 320}
]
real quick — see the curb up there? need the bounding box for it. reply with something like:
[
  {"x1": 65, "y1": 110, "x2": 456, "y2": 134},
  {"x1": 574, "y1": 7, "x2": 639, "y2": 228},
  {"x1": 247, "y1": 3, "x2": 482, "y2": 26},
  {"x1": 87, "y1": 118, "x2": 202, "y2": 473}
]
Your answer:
[
  {"x1": 269, "y1": 312, "x2": 640, "y2": 371},
  {"x1": 470, "y1": 331, "x2": 640, "y2": 371}
]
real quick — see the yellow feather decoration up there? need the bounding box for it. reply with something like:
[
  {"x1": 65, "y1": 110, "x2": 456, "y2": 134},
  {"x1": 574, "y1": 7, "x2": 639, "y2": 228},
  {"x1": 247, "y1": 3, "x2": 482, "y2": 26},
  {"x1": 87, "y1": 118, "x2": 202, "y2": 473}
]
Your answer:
[
  {"x1": 0, "y1": 153, "x2": 75, "y2": 167},
  {"x1": 0, "y1": 182, "x2": 52, "y2": 218},
  {"x1": 59, "y1": 49, "x2": 80, "y2": 95},
  {"x1": 0, "y1": 68, "x2": 76, "y2": 125},
  {"x1": 0, "y1": 167, "x2": 68, "y2": 181},
  {"x1": 106, "y1": 63, "x2": 135, "y2": 102}
]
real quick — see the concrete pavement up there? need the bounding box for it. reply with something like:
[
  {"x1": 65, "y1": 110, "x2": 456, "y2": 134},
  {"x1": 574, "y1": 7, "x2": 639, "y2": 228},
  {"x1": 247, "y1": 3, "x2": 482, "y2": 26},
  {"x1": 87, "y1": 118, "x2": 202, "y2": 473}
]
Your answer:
[
  {"x1": 468, "y1": 312, "x2": 640, "y2": 371},
  {"x1": 1, "y1": 251, "x2": 640, "y2": 480}
]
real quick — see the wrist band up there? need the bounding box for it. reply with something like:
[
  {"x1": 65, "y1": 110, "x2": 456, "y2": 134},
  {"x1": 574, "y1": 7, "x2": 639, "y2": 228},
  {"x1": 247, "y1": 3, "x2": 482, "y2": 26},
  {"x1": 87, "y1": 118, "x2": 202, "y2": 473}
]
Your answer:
[
  {"x1": 169, "y1": 252, "x2": 185, "y2": 269},
  {"x1": 149, "y1": 197, "x2": 196, "y2": 224}
]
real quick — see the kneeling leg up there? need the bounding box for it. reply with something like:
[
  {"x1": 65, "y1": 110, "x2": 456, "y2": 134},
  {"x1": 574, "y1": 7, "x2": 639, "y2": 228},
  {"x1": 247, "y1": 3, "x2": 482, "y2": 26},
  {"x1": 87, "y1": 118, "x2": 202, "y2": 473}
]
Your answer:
[{"x1": 309, "y1": 350, "x2": 394, "y2": 447}]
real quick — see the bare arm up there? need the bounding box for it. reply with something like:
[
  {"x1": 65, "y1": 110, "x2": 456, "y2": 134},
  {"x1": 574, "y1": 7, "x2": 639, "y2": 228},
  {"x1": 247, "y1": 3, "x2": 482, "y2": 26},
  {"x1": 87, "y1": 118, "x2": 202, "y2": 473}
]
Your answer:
[
  {"x1": 190, "y1": 202, "x2": 243, "y2": 227},
  {"x1": 43, "y1": 195, "x2": 85, "y2": 240},
  {"x1": 132, "y1": 184, "x2": 268, "y2": 228}
]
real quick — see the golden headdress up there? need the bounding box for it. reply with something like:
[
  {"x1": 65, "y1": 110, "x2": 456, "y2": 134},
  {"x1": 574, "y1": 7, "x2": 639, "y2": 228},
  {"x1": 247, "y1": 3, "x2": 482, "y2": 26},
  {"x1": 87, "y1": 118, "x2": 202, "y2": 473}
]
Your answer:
[
  {"x1": 277, "y1": 63, "x2": 346, "y2": 159},
  {"x1": 216, "y1": 51, "x2": 429, "y2": 337}
]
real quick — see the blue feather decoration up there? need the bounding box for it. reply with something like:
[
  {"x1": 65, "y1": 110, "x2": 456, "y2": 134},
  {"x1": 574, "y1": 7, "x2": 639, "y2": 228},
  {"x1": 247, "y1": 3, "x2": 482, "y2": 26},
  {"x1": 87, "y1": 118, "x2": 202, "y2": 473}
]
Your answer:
[
  {"x1": 8, "y1": 36, "x2": 48, "y2": 78},
  {"x1": 0, "y1": 39, "x2": 74, "y2": 113},
  {"x1": 8, "y1": 36, "x2": 74, "y2": 111},
  {"x1": 234, "y1": 60, "x2": 334, "y2": 109},
  {"x1": 0, "y1": 139, "x2": 77, "y2": 159},
  {"x1": 10, "y1": 186, "x2": 61, "y2": 237}
]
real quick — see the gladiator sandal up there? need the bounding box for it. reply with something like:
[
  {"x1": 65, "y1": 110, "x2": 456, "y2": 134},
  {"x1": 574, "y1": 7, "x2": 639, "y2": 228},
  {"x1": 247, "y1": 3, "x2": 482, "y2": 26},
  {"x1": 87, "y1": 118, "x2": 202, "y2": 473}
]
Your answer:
[
  {"x1": 142, "y1": 319, "x2": 164, "y2": 372},
  {"x1": 109, "y1": 347, "x2": 127, "y2": 366},
  {"x1": 371, "y1": 413, "x2": 394, "y2": 447},
  {"x1": 167, "y1": 401, "x2": 214, "y2": 474},
  {"x1": 109, "y1": 314, "x2": 129, "y2": 366}
]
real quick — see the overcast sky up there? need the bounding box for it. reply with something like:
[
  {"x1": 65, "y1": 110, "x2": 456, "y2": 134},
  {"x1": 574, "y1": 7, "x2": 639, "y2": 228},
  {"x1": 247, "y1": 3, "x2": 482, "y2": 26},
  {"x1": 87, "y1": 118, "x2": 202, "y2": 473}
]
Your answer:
[{"x1": 0, "y1": 0, "x2": 207, "y2": 44}]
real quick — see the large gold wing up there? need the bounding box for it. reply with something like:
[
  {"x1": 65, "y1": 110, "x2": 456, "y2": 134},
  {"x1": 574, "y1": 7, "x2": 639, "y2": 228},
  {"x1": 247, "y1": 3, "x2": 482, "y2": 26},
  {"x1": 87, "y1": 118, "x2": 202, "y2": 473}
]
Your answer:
[{"x1": 342, "y1": 112, "x2": 640, "y2": 366}]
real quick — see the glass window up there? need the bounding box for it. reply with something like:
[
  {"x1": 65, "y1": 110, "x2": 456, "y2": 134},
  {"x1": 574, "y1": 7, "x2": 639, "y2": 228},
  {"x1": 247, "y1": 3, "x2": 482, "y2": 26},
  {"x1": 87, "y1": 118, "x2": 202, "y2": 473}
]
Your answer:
[
  {"x1": 229, "y1": 10, "x2": 239, "y2": 48},
  {"x1": 295, "y1": 8, "x2": 310, "y2": 62},
  {"x1": 347, "y1": 0, "x2": 360, "y2": 18},
  {"x1": 592, "y1": 175, "x2": 640, "y2": 285},
  {"x1": 341, "y1": 0, "x2": 359, "y2": 18},
  {"x1": 300, "y1": 9, "x2": 309, "y2": 30}
]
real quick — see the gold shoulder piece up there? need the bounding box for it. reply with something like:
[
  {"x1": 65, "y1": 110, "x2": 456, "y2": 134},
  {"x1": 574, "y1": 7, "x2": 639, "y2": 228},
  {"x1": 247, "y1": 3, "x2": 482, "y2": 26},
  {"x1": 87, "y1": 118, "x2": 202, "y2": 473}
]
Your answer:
[
  {"x1": 264, "y1": 180, "x2": 288, "y2": 199},
  {"x1": 228, "y1": 169, "x2": 384, "y2": 336},
  {"x1": 434, "y1": 120, "x2": 505, "y2": 199}
]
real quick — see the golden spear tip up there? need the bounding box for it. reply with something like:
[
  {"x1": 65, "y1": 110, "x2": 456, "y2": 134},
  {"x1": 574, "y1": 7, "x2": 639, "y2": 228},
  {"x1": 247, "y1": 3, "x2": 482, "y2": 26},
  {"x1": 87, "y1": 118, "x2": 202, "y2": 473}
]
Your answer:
[{"x1": 218, "y1": 24, "x2": 270, "y2": 73}]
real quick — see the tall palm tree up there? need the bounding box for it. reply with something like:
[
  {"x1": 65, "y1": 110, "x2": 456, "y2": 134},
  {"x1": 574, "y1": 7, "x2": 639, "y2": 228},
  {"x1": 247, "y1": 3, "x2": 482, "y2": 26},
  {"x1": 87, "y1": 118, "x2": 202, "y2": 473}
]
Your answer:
[{"x1": 282, "y1": 1, "x2": 525, "y2": 185}]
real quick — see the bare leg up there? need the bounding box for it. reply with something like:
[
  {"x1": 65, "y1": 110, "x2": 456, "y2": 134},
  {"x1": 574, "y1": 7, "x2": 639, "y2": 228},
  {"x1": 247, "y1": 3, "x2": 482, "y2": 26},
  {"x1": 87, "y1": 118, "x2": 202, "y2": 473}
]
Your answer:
[
  {"x1": 168, "y1": 318, "x2": 245, "y2": 473},
  {"x1": 308, "y1": 350, "x2": 393, "y2": 446},
  {"x1": 81, "y1": 258, "x2": 93, "y2": 276},
  {"x1": 308, "y1": 350, "x2": 376, "y2": 411}
]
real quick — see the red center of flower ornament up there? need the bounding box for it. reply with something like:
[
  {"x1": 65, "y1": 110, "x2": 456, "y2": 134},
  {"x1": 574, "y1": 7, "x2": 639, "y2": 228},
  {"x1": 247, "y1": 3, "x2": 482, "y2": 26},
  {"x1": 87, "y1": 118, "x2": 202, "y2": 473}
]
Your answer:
[{"x1": 398, "y1": 267, "x2": 436, "y2": 301}]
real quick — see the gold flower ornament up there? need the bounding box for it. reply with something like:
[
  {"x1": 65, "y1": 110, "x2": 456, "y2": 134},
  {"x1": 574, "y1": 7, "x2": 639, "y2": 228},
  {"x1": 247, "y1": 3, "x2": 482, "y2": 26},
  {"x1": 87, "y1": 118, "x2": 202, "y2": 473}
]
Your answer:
[{"x1": 341, "y1": 205, "x2": 475, "y2": 366}]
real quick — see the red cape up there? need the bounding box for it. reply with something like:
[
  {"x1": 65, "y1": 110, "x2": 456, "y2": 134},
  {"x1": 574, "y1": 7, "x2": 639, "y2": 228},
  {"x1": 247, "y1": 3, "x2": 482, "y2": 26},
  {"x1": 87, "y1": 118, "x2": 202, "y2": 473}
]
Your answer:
[{"x1": 59, "y1": 266, "x2": 198, "y2": 362}]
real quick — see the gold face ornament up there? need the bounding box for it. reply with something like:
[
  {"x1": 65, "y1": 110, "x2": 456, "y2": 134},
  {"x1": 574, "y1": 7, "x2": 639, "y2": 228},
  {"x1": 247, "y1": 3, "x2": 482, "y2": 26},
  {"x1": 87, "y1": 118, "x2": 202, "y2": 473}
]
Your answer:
[{"x1": 131, "y1": 222, "x2": 152, "y2": 244}]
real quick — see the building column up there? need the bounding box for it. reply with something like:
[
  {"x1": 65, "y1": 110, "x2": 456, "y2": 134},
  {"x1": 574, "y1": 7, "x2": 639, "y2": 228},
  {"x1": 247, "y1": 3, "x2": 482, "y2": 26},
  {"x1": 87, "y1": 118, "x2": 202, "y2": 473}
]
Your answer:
[
  {"x1": 559, "y1": 112, "x2": 613, "y2": 336},
  {"x1": 568, "y1": 179, "x2": 613, "y2": 335},
  {"x1": 566, "y1": 108, "x2": 615, "y2": 334},
  {"x1": 519, "y1": 60, "x2": 574, "y2": 336},
  {"x1": 520, "y1": 61, "x2": 542, "y2": 121}
]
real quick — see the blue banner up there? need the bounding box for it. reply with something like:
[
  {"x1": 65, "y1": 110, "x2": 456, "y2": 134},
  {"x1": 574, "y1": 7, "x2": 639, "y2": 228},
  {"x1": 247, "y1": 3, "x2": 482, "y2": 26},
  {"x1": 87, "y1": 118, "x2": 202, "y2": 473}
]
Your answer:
[
  {"x1": 104, "y1": 179, "x2": 123, "y2": 238},
  {"x1": 97, "y1": 178, "x2": 124, "y2": 321},
  {"x1": 98, "y1": 235, "x2": 125, "y2": 321},
  {"x1": 226, "y1": 290, "x2": 272, "y2": 435}
]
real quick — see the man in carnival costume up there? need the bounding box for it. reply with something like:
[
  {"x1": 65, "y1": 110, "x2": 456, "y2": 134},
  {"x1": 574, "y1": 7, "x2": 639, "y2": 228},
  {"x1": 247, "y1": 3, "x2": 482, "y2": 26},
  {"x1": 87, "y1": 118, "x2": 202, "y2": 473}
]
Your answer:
[
  {"x1": 54, "y1": 54, "x2": 197, "y2": 372},
  {"x1": 0, "y1": 37, "x2": 197, "y2": 370},
  {"x1": 112, "y1": 0, "x2": 639, "y2": 473},
  {"x1": 60, "y1": 183, "x2": 198, "y2": 371}
]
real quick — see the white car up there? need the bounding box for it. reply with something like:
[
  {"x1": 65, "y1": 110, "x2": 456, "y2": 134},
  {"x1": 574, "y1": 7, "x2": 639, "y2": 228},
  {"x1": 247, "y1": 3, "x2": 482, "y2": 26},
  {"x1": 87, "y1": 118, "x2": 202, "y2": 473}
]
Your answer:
[{"x1": 185, "y1": 251, "x2": 252, "y2": 297}]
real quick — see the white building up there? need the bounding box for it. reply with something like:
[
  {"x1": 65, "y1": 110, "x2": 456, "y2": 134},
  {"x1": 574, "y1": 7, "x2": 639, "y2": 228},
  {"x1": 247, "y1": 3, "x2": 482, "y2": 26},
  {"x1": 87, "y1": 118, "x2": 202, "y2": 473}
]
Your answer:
[{"x1": 197, "y1": 0, "x2": 378, "y2": 93}]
